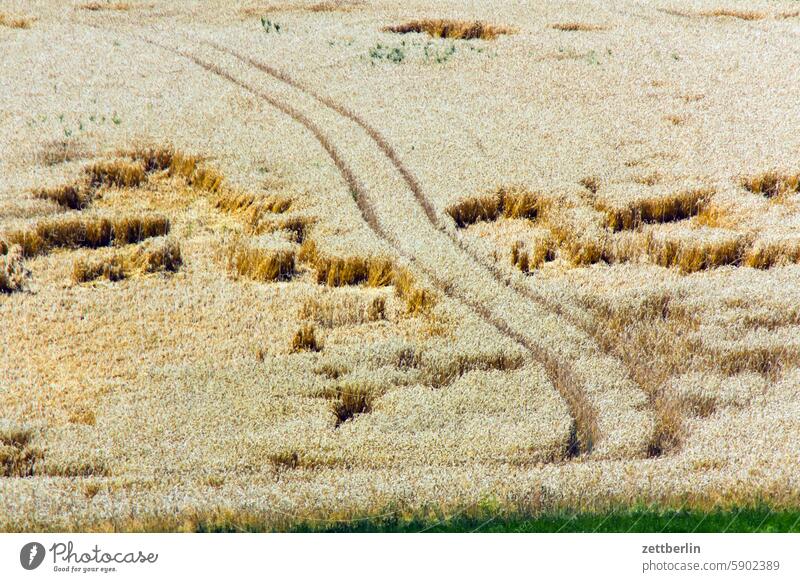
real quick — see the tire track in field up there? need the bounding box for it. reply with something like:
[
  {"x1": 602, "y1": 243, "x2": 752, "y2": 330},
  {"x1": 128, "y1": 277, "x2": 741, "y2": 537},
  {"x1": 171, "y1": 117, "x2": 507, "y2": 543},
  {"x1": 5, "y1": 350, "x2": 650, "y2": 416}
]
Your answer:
[
  {"x1": 194, "y1": 40, "x2": 654, "y2": 459},
  {"x1": 120, "y1": 33, "x2": 595, "y2": 459},
  {"x1": 85, "y1": 27, "x2": 650, "y2": 459}
]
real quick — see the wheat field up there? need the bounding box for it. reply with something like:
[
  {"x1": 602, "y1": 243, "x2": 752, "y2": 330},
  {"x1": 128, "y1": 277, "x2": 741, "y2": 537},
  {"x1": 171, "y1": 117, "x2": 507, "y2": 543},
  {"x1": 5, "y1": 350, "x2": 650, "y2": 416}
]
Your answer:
[{"x1": 1, "y1": 0, "x2": 800, "y2": 531}]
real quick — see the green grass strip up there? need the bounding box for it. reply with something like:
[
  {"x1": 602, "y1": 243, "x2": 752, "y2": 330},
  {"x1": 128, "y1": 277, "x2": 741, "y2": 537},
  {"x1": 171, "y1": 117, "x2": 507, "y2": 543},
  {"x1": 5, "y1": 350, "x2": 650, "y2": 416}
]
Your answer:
[{"x1": 195, "y1": 507, "x2": 800, "y2": 533}]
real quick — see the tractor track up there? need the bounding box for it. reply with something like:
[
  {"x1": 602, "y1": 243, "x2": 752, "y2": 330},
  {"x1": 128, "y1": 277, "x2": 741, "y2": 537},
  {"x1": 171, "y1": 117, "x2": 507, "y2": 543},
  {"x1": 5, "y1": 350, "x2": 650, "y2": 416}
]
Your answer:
[
  {"x1": 84, "y1": 25, "x2": 654, "y2": 460},
  {"x1": 199, "y1": 41, "x2": 664, "y2": 458},
  {"x1": 195, "y1": 40, "x2": 657, "y2": 459}
]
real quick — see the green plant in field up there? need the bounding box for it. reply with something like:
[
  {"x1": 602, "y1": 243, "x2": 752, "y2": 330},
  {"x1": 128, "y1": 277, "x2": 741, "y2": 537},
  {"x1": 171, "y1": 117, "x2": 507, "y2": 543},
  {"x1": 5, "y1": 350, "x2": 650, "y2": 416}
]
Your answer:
[
  {"x1": 327, "y1": 38, "x2": 354, "y2": 47},
  {"x1": 368, "y1": 43, "x2": 406, "y2": 64},
  {"x1": 363, "y1": 38, "x2": 494, "y2": 65},
  {"x1": 423, "y1": 41, "x2": 457, "y2": 63},
  {"x1": 261, "y1": 17, "x2": 281, "y2": 33}
]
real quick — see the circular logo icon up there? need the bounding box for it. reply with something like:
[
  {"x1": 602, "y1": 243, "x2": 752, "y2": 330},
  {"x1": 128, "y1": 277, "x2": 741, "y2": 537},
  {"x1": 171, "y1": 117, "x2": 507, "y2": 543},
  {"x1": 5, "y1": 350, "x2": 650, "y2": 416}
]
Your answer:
[{"x1": 20, "y1": 542, "x2": 46, "y2": 570}]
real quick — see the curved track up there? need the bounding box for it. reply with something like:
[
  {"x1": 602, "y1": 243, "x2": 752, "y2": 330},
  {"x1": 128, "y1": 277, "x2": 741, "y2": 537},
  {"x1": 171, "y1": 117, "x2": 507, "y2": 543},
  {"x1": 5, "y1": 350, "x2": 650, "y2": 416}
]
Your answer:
[{"x1": 91, "y1": 27, "x2": 654, "y2": 460}]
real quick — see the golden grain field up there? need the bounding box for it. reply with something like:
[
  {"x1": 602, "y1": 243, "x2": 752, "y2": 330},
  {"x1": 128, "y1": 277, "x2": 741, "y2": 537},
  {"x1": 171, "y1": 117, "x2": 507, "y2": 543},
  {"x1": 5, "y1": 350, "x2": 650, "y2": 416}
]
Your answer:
[{"x1": 1, "y1": 0, "x2": 800, "y2": 531}]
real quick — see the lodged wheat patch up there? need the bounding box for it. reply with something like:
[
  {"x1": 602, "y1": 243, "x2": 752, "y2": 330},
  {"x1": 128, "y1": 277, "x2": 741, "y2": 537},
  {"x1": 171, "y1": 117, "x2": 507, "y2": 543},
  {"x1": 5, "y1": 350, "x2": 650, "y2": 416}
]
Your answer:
[
  {"x1": 510, "y1": 231, "x2": 557, "y2": 272},
  {"x1": 79, "y1": 2, "x2": 132, "y2": 10},
  {"x1": 87, "y1": 160, "x2": 146, "y2": 189},
  {"x1": 32, "y1": 147, "x2": 232, "y2": 213},
  {"x1": 595, "y1": 184, "x2": 713, "y2": 232},
  {"x1": 699, "y1": 9, "x2": 766, "y2": 21},
  {"x1": 740, "y1": 171, "x2": 800, "y2": 198},
  {"x1": 0, "y1": 424, "x2": 42, "y2": 477},
  {"x1": 0, "y1": 245, "x2": 29, "y2": 293},
  {"x1": 393, "y1": 266, "x2": 436, "y2": 314},
  {"x1": 301, "y1": 241, "x2": 435, "y2": 312},
  {"x1": 307, "y1": 252, "x2": 392, "y2": 287},
  {"x1": 72, "y1": 254, "x2": 125, "y2": 283},
  {"x1": 415, "y1": 349, "x2": 525, "y2": 388},
  {"x1": 299, "y1": 290, "x2": 386, "y2": 327},
  {"x1": 580, "y1": 292, "x2": 701, "y2": 455},
  {"x1": 115, "y1": 147, "x2": 223, "y2": 192},
  {"x1": 580, "y1": 176, "x2": 601, "y2": 194},
  {"x1": 550, "y1": 22, "x2": 607, "y2": 32},
  {"x1": 644, "y1": 229, "x2": 749, "y2": 273},
  {"x1": 3, "y1": 214, "x2": 170, "y2": 258},
  {"x1": 447, "y1": 193, "x2": 501, "y2": 227},
  {"x1": 222, "y1": 237, "x2": 296, "y2": 282},
  {"x1": 456, "y1": 179, "x2": 794, "y2": 275},
  {"x1": 452, "y1": 185, "x2": 639, "y2": 268},
  {"x1": 247, "y1": 212, "x2": 314, "y2": 244},
  {"x1": 215, "y1": 191, "x2": 292, "y2": 215},
  {"x1": 384, "y1": 20, "x2": 515, "y2": 40},
  {"x1": 545, "y1": 205, "x2": 610, "y2": 266},
  {"x1": 447, "y1": 186, "x2": 543, "y2": 227},
  {"x1": 169, "y1": 154, "x2": 224, "y2": 193},
  {"x1": 331, "y1": 385, "x2": 373, "y2": 427},
  {"x1": 291, "y1": 323, "x2": 322, "y2": 352},
  {"x1": 693, "y1": 205, "x2": 734, "y2": 229},
  {"x1": 315, "y1": 365, "x2": 572, "y2": 466},
  {"x1": 72, "y1": 238, "x2": 182, "y2": 283},
  {"x1": 632, "y1": 172, "x2": 663, "y2": 186},
  {"x1": 124, "y1": 146, "x2": 175, "y2": 173},
  {"x1": 743, "y1": 237, "x2": 800, "y2": 269},
  {"x1": 0, "y1": 12, "x2": 34, "y2": 28},
  {"x1": 35, "y1": 184, "x2": 92, "y2": 211}
]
